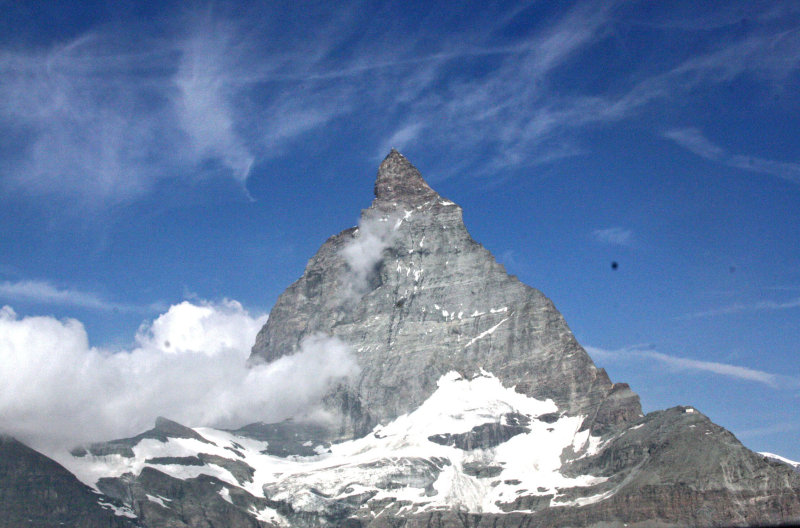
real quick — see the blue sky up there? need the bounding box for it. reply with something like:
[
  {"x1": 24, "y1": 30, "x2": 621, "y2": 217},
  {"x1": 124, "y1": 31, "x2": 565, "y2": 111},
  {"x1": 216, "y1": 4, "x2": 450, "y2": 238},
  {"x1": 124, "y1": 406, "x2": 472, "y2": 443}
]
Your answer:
[{"x1": 0, "y1": 1, "x2": 799, "y2": 459}]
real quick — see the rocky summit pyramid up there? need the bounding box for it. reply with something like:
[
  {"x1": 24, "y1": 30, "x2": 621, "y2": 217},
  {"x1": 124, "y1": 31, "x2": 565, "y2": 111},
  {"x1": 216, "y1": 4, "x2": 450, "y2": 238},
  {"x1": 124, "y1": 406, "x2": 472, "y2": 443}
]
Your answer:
[
  {"x1": 250, "y1": 149, "x2": 642, "y2": 439},
  {"x1": 241, "y1": 150, "x2": 800, "y2": 525},
  {"x1": 7, "y1": 151, "x2": 800, "y2": 528}
]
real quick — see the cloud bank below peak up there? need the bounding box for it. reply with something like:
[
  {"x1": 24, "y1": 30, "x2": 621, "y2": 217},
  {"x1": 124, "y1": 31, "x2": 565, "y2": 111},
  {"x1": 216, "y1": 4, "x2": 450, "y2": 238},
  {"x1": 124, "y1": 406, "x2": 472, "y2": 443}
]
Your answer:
[{"x1": 0, "y1": 300, "x2": 359, "y2": 455}]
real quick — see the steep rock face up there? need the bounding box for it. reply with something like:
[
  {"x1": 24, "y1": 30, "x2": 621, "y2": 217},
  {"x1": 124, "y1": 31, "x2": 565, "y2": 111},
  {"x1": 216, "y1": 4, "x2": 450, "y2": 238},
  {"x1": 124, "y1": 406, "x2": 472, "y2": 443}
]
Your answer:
[
  {"x1": 96, "y1": 468, "x2": 272, "y2": 528},
  {"x1": 0, "y1": 435, "x2": 138, "y2": 527},
  {"x1": 250, "y1": 150, "x2": 640, "y2": 436}
]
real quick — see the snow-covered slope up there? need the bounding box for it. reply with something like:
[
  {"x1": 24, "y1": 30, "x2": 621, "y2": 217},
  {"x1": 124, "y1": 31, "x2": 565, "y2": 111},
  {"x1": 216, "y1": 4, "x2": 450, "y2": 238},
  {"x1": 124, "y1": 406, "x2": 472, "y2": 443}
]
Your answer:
[
  {"x1": 63, "y1": 371, "x2": 612, "y2": 525},
  {"x1": 761, "y1": 452, "x2": 800, "y2": 471}
]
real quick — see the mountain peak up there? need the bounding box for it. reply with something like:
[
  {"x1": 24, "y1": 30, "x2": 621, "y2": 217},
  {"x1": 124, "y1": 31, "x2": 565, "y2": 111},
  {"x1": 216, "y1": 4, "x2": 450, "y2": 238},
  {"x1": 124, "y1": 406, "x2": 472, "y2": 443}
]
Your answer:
[{"x1": 374, "y1": 149, "x2": 440, "y2": 203}]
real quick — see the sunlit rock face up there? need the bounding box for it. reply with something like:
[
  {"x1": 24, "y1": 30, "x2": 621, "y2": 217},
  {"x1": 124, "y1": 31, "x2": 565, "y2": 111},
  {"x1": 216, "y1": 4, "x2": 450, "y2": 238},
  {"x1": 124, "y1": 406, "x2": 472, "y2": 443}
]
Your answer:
[{"x1": 250, "y1": 150, "x2": 641, "y2": 438}]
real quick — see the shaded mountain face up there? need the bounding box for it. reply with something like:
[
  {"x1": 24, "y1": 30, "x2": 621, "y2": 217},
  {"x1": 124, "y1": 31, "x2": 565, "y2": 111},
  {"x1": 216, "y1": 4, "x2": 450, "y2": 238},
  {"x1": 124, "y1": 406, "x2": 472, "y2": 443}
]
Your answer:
[
  {"x1": 249, "y1": 150, "x2": 641, "y2": 438},
  {"x1": 0, "y1": 435, "x2": 138, "y2": 527}
]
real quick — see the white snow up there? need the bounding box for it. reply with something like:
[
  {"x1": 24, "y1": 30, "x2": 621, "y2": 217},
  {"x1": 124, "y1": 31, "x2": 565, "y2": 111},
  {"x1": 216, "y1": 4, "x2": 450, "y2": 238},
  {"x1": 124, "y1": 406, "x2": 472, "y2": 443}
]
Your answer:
[
  {"x1": 250, "y1": 504, "x2": 288, "y2": 525},
  {"x1": 255, "y1": 371, "x2": 607, "y2": 514},
  {"x1": 760, "y1": 452, "x2": 800, "y2": 468},
  {"x1": 146, "y1": 493, "x2": 172, "y2": 508},
  {"x1": 98, "y1": 500, "x2": 137, "y2": 518},
  {"x1": 66, "y1": 370, "x2": 612, "y2": 518},
  {"x1": 218, "y1": 487, "x2": 233, "y2": 504},
  {"x1": 464, "y1": 317, "x2": 509, "y2": 348},
  {"x1": 555, "y1": 488, "x2": 616, "y2": 507},
  {"x1": 394, "y1": 211, "x2": 412, "y2": 230}
]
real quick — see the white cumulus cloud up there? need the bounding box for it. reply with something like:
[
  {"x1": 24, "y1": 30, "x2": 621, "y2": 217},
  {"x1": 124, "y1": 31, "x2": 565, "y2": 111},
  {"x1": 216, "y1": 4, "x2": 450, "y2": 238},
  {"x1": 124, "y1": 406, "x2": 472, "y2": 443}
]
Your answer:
[{"x1": 0, "y1": 300, "x2": 359, "y2": 455}]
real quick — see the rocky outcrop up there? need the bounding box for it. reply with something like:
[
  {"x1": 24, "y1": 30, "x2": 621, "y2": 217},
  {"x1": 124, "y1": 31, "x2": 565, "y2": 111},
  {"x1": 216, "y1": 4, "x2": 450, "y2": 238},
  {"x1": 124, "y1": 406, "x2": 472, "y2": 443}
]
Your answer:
[
  {"x1": 72, "y1": 416, "x2": 215, "y2": 458},
  {"x1": 0, "y1": 435, "x2": 138, "y2": 527},
  {"x1": 96, "y1": 468, "x2": 272, "y2": 528}
]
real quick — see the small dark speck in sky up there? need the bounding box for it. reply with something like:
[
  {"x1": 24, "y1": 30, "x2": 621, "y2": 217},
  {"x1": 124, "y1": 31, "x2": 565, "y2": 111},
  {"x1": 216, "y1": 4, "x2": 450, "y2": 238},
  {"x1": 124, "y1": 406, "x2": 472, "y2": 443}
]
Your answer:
[{"x1": 611, "y1": 261, "x2": 619, "y2": 270}]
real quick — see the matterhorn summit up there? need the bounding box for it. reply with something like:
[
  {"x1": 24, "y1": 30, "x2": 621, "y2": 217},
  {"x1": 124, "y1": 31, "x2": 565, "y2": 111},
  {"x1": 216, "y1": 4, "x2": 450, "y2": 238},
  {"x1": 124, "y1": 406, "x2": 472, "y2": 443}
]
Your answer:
[
  {"x1": 3, "y1": 152, "x2": 799, "y2": 527},
  {"x1": 251, "y1": 149, "x2": 641, "y2": 440}
]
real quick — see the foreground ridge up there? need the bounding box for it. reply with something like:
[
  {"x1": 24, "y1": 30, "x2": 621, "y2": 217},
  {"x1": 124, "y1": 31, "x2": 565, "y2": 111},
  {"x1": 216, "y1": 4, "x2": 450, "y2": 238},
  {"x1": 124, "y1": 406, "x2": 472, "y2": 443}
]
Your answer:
[{"x1": 4, "y1": 152, "x2": 799, "y2": 527}]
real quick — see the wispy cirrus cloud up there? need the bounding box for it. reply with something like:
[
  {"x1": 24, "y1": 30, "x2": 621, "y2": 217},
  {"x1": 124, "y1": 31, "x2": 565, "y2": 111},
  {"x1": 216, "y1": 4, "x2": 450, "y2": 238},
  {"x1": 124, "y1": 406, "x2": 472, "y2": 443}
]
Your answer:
[
  {"x1": 3, "y1": 1, "x2": 800, "y2": 207},
  {"x1": 356, "y1": 2, "x2": 800, "y2": 177},
  {"x1": 0, "y1": 279, "x2": 162, "y2": 313},
  {"x1": 738, "y1": 422, "x2": 800, "y2": 439},
  {"x1": 678, "y1": 296, "x2": 800, "y2": 319},
  {"x1": 592, "y1": 227, "x2": 633, "y2": 246},
  {"x1": 378, "y1": 123, "x2": 425, "y2": 159},
  {"x1": 173, "y1": 23, "x2": 255, "y2": 182},
  {"x1": 0, "y1": 9, "x2": 350, "y2": 207},
  {"x1": 0, "y1": 34, "x2": 171, "y2": 204},
  {"x1": 586, "y1": 345, "x2": 798, "y2": 389},
  {"x1": 664, "y1": 128, "x2": 800, "y2": 186}
]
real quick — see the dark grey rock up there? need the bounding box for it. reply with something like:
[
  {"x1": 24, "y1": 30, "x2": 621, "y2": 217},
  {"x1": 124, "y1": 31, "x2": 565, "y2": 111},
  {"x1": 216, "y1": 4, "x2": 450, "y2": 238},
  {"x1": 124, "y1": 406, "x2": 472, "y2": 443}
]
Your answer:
[
  {"x1": 428, "y1": 421, "x2": 529, "y2": 450},
  {"x1": 0, "y1": 435, "x2": 139, "y2": 527},
  {"x1": 197, "y1": 454, "x2": 255, "y2": 485},
  {"x1": 537, "y1": 412, "x2": 561, "y2": 424},
  {"x1": 98, "y1": 467, "x2": 272, "y2": 528},
  {"x1": 462, "y1": 462, "x2": 504, "y2": 479},
  {"x1": 142, "y1": 454, "x2": 254, "y2": 486},
  {"x1": 72, "y1": 416, "x2": 215, "y2": 459},
  {"x1": 145, "y1": 456, "x2": 204, "y2": 466},
  {"x1": 232, "y1": 420, "x2": 334, "y2": 457}
]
